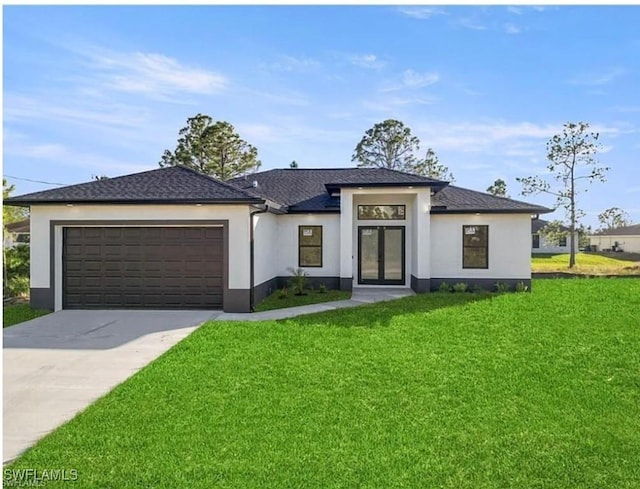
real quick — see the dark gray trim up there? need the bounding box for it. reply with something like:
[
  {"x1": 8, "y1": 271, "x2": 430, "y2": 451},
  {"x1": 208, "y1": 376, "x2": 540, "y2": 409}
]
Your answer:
[
  {"x1": 224, "y1": 289, "x2": 252, "y2": 313},
  {"x1": 252, "y1": 277, "x2": 278, "y2": 307},
  {"x1": 340, "y1": 278, "x2": 353, "y2": 291},
  {"x1": 410, "y1": 275, "x2": 431, "y2": 293},
  {"x1": 49, "y1": 219, "x2": 234, "y2": 311},
  {"x1": 326, "y1": 182, "x2": 447, "y2": 192},
  {"x1": 430, "y1": 278, "x2": 531, "y2": 292},
  {"x1": 8, "y1": 199, "x2": 264, "y2": 206},
  {"x1": 276, "y1": 276, "x2": 340, "y2": 290},
  {"x1": 431, "y1": 209, "x2": 552, "y2": 214},
  {"x1": 30, "y1": 288, "x2": 54, "y2": 311}
]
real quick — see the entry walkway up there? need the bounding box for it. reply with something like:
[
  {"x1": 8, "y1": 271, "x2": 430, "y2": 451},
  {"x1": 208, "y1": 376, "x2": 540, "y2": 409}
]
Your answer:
[{"x1": 216, "y1": 287, "x2": 415, "y2": 322}]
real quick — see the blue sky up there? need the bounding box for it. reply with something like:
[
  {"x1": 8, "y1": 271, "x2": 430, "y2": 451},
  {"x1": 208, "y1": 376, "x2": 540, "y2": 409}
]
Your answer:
[{"x1": 3, "y1": 5, "x2": 640, "y2": 227}]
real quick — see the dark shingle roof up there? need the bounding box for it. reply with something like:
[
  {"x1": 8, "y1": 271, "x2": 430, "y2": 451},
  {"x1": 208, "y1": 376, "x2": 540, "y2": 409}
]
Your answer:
[
  {"x1": 4, "y1": 166, "x2": 264, "y2": 205},
  {"x1": 592, "y1": 223, "x2": 640, "y2": 236},
  {"x1": 431, "y1": 186, "x2": 552, "y2": 214},
  {"x1": 229, "y1": 168, "x2": 447, "y2": 212},
  {"x1": 531, "y1": 218, "x2": 569, "y2": 233}
]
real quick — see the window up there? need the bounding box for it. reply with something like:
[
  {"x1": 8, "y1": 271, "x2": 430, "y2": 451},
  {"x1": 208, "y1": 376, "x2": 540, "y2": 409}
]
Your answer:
[
  {"x1": 299, "y1": 226, "x2": 322, "y2": 267},
  {"x1": 558, "y1": 235, "x2": 567, "y2": 247},
  {"x1": 357, "y1": 205, "x2": 405, "y2": 220},
  {"x1": 532, "y1": 234, "x2": 540, "y2": 249},
  {"x1": 463, "y1": 225, "x2": 488, "y2": 269}
]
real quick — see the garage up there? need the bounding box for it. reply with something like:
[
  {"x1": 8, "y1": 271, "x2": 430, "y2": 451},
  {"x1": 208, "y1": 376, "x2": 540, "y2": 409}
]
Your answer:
[{"x1": 63, "y1": 226, "x2": 224, "y2": 309}]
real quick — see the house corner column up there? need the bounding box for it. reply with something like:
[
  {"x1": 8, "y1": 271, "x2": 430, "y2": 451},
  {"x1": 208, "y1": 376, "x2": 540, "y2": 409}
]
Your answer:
[
  {"x1": 411, "y1": 189, "x2": 431, "y2": 293},
  {"x1": 339, "y1": 190, "x2": 353, "y2": 290}
]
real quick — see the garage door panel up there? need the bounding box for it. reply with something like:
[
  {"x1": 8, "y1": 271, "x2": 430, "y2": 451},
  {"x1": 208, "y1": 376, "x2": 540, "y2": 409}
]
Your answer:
[{"x1": 64, "y1": 227, "x2": 224, "y2": 309}]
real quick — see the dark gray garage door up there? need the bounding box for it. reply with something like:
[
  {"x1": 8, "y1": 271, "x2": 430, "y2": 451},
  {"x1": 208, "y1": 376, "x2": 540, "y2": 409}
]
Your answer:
[{"x1": 63, "y1": 227, "x2": 224, "y2": 309}]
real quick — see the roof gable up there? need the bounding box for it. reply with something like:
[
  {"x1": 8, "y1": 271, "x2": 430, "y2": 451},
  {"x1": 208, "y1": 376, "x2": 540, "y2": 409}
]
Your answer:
[{"x1": 5, "y1": 166, "x2": 263, "y2": 205}]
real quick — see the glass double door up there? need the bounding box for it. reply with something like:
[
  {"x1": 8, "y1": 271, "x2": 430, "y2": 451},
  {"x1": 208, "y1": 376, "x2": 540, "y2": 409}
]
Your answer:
[{"x1": 358, "y1": 226, "x2": 405, "y2": 285}]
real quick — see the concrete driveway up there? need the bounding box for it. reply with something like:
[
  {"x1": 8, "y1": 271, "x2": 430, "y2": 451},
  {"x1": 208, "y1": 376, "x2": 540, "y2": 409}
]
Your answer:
[{"x1": 3, "y1": 309, "x2": 219, "y2": 464}]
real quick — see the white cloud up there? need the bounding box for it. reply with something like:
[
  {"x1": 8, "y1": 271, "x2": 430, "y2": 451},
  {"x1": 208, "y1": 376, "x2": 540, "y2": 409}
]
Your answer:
[
  {"x1": 506, "y1": 6, "x2": 523, "y2": 15},
  {"x1": 504, "y1": 23, "x2": 522, "y2": 34},
  {"x1": 381, "y1": 70, "x2": 440, "y2": 92},
  {"x1": 569, "y1": 67, "x2": 626, "y2": 86},
  {"x1": 456, "y1": 18, "x2": 487, "y2": 31},
  {"x1": 85, "y1": 50, "x2": 227, "y2": 98},
  {"x1": 397, "y1": 7, "x2": 446, "y2": 19},
  {"x1": 4, "y1": 136, "x2": 150, "y2": 174},
  {"x1": 350, "y1": 54, "x2": 385, "y2": 70},
  {"x1": 264, "y1": 54, "x2": 321, "y2": 73}
]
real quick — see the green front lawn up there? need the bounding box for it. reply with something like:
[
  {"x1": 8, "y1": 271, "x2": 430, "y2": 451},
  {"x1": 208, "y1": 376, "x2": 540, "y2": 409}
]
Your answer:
[
  {"x1": 3, "y1": 304, "x2": 51, "y2": 328},
  {"x1": 532, "y1": 251, "x2": 640, "y2": 274},
  {"x1": 255, "y1": 288, "x2": 351, "y2": 311},
  {"x1": 8, "y1": 279, "x2": 640, "y2": 488}
]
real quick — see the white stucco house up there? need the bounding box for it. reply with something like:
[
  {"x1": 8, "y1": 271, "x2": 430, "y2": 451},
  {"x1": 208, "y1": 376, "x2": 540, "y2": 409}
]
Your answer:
[
  {"x1": 5, "y1": 166, "x2": 551, "y2": 313},
  {"x1": 531, "y1": 218, "x2": 578, "y2": 254},
  {"x1": 3, "y1": 218, "x2": 30, "y2": 249},
  {"x1": 589, "y1": 223, "x2": 640, "y2": 253}
]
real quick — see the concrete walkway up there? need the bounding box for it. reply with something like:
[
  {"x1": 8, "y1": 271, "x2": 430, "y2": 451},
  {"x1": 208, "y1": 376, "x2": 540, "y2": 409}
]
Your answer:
[
  {"x1": 216, "y1": 287, "x2": 415, "y2": 321},
  {"x1": 3, "y1": 309, "x2": 218, "y2": 464}
]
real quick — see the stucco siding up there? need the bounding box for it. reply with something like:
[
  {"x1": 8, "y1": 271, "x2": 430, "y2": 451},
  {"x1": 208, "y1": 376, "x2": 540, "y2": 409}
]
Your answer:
[
  {"x1": 431, "y1": 213, "x2": 531, "y2": 279},
  {"x1": 276, "y1": 214, "x2": 340, "y2": 277},
  {"x1": 590, "y1": 235, "x2": 640, "y2": 253},
  {"x1": 253, "y1": 212, "x2": 279, "y2": 286}
]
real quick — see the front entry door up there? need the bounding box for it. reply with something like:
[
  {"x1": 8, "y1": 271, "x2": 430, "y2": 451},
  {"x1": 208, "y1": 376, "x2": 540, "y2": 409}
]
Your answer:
[{"x1": 358, "y1": 226, "x2": 405, "y2": 285}]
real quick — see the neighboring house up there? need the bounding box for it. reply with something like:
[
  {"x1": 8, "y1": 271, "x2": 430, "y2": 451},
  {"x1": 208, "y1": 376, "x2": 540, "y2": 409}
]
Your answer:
[
  {"x1": 589, "y1": 223, "x2": 640, "y2": 253},
  {"x1": 4, "y1": 166, "x2": 551, "y2": 313},
  {"x1": 3, "y1": 218, "x2": 30, "y2": 248},
  {"x1": 531, "y1": 218, "x2": 578, "y2": 254}
]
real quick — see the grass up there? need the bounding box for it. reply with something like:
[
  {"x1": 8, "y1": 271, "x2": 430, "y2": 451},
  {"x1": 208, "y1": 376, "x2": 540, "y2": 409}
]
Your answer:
[
  {"x1": 532, "y1": 251, "x2": 640, "y2": 274},
  {"x1": 254, "y1": 288, "x2": 351, "y2": 311},
  {"x1": 3, "y1": 303, "x2": 50, "y2": 328},
  {"x1": 7, "y1": 279, "x2": 640, "y2": 488}
]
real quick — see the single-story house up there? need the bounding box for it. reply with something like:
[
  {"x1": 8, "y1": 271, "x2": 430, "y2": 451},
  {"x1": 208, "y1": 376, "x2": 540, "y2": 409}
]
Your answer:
[
  {"x1": 3, "y1": 218, "x2": 30, "y2": 248},
  {"x1": 531, "y1": 217, "x2": 577, "y2": 254},
  {"x1": 589, "y1": 223, "x2": 640, "y2": 253},
  {"x1": 5, "y1": 166, "x2": 551, "y2": 313}
]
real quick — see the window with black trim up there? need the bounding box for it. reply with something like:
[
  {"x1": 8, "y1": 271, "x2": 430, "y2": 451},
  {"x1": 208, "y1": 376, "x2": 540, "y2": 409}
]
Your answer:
[
  {"x1": 463, "y1": 225, "x2": 488, "y2": 269},
  {"x1": 532, "y1": 234, "x2": 540, "y2": 249},
  {"x1": 357, "y1": 205, "x2": 405, "y2": 220},
  {"x1": 299, "y1": 226, "x2": 322, "y2": 267},
  {"x1": 558, "y1": 236, "x2": 567, "y2": 247}
]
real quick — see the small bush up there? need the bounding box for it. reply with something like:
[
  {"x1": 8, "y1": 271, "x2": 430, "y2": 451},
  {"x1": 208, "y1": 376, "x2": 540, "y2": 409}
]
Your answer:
[
  {"x1": 438, "y1": 282, "x2": 451, "y2": 293},
  {"x1": 287, "y1": 267, "x2": 309, "y2": 296},
  {"x1": 515, "y1": 281, "x2": 529, "y2": 293},
  {"x1": 318, "y1": 283, "x2": 327, "y2": 294},
  {"x1": 495, "y1": 281, "x2": 510, "y2": 293},
  {"x1": 4, "y1": 244, "x2": 30, "y2": 277},
  {"x1": 470, "y1": 284, "x2": 485, "y2": 294},
  {"x1": 6, "y1": 275, "x2": 29, "y2": 298},
  {"x1": 277, "y1": 287, "x2": 288, "y2": 299},
  {"x1": 452, "y1": 282, "x2": 468, "y2": 293}
]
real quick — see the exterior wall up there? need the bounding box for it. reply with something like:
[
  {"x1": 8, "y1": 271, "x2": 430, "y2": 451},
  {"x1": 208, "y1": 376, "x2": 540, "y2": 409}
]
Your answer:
[
  {"x1": 29, "y1": 204, "x2": 252, "y2": 312},
  {"x1": 532, "y1": 233, "x2": 579, "y2": 254},
  {"x1": 430, "y1": 213, "x2": 531, "y2": 281},
  {"x1": 589, "y1": 235, "x2": 640, "y2": 253},
  {"x1": 276, "y1": 213, "x2": 340, "y2": 278},
  {"x1": 253, "y1": 212, "x2": 280, "y2": 286}
]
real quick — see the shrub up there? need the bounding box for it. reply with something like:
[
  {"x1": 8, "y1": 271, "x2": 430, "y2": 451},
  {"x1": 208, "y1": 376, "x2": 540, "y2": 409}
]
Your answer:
[
  {"x1": 495, "y1": 281, "x2": 510, "y2": 293},
  {"x1": 277, "y1": 287, "x2": 288, "y2": 299},
  {"x1": 470, "y1": 284, "x2": 485, "y2": 294},
  {"x1": 6, "y1": 275, "x2": 29, "y2": 298},
  {"x1": 287, "y1": 267, "x2": 309, "y2": 296},
  {"x1": 452, "y1": 282, "x2": 468, "y2": 293},
  {"x1": 318, "y1": 283, "x2": 327, "y2": 294},
  {"x1": 4, "y1": 244, "x2": 29, "y2": 277},
  {"x1": 438, "y1": 282, "x2": 451, "y2": 293},
  {"x1": 515, "y1": 281, "x2": 529, "y2": 293}
]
